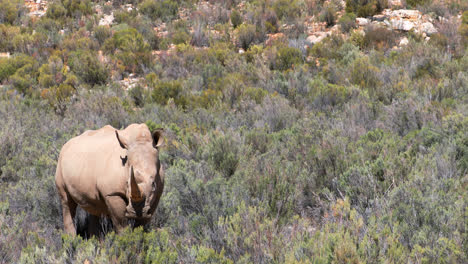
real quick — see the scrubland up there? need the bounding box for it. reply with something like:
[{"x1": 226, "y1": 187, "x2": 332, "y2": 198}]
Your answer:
[{"x1": 0, "y1": 0, "x2": 467, "y2": 263}]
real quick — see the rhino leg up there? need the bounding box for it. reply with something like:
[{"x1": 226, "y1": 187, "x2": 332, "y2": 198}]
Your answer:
[
  {"x1": 104, "y1": 196, "x2": 128, "y2": 233},
  {"x1": 60, "y1": 193, "x2": 77, "y2": 236},
  {"x1": 87, "y1": 214, "x2": 101, "y2": 238}
]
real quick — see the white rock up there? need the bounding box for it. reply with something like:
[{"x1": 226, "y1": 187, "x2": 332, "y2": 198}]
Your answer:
[
  {"x1": 391, "y1": 9, "x2": 421, "y2": 20},
  {"x1": 306, "y1": 32, "x2": 330, "y2": 45},
  {"x1": 356, "y1": 17, "x2": 369, "y2": 26},
  {"x1": 391, "y1": 19, "x2": 414, "y2": 31},
  {"x1": 0, "y1": 52, "x2": 10, "y2": 58},
  {"x1": 388, "y1": 0, "x2": 402, "y2": 7},
  {"x1": 238, "y1": 49, "x2": 245, "y2": 54},
  {"x1": 99, "y1": 13, "x2": 114, "y2": 26},
  {"x1": 399, "y1": 37, "x2": 409, "y2": 46},
  {"x1": 421, "y1": 22, "x2": 437, "y2": 35}
]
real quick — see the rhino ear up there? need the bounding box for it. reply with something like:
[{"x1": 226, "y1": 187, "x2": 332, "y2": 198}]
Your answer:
[
  {"x1": 115, "y1": 130, "x2": 128, "y2": 149},
  {"x1": 152, "y1": 129, "x2": 164, "y2": 148}
]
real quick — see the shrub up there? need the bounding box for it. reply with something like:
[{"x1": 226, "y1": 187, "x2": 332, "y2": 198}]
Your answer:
[
  {"x1": 0, "y1": 54, "x2": 35, "y2": 83},
  {"x1": 150, "y1": 79, "x2": 188, "y2": 108},
  {"x1": 104, "y1": 28, "x2": 151, "y2": 73},
  {"x1": 47, "y1": 0, "x2": 93, "y2": 19},
  {"x1": 0, "y1": 59, "x2": 15, "y2": 82},
  {"x1": 230, "y1": 10, "x2": 242, "y2": 28},
  {"x1": 345, "y1": 0, "x2": 388, "y2": 17},
  {"x1": 172, "y1": 29, "x2": 191, "y2": 45},
  {"x1": 0, "y1": 0, "x2": 23, "y2": 25},
  {"x1": 139, "y1": 0, "x2": 179, "y2": 22},
  {"x1": 350, "y1": 56, "x2": 381, "y2": 90},
  {"x1": 235, "y1": 23, "x2": 257, "y2": 50},
  {"x1": 339, "y1": 12, "x2": 357, "y2": 33},
  {"x1": 68, "y1": 50, "x2": 109, "y2": 86},
  {"x1": 94, "y1": 26, "x2": 112, "y2": 46},
  {"x1": 308, "y1": 79, "x2": 354, "y2": 109},
  {"x1": 275, "y1": 46, "x2": 303, "y2": 71},
  {"x1": 363, "y1": 25, "x2": 397, "y2": 51},
  {"x1": 320, "y1": 6, "x2": 336, "y2": 27},
  {"x1": 207, "y1": 134, "x2": 239, "y2": 178},
  {"x1": 460, "y1": 11, "x2": 468, "y2": 48},
  {"x1": 191, "y1": 22, "x2": 209, "y2": 47},
  {"x1": 46, "y1": 2, "x2": 67, "y2": 19},
  {"x1": 273, "y1": 0, "x2": 301, "y2": 21},
  {"x1": 0, "y1": 24, "x2": 20, "y2": 52},
  {"x1": 406, "y1": 0, "x2": 431, "y2": 8}
]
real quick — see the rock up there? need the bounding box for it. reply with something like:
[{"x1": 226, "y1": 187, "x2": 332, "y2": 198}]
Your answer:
[
  {"x1": 356, "y1": 17, "x2": 369, "y2": 26},
  {"x1": 0, "y1": 52, "x2": 10, "y2": 58},
  {"x1": 388, "y1": 0, "x2": 403, "y2": 8},
  {"x1": 371, "y1": 21, "x2": 386, "y2": 27},
  {"x1": 99, "y1": 13, "x2": 114, "y2": 26},
  {"x1": 391, "y1": 9, "x2": 420, "y2": 20},
  {"x1": 399, "y1": 37, "x2": 409, "y2": 46},
  {"x1": 391, "y1": 19, "x2": 414, "y2": 31},
  {"x1": 421, "y1": 22, "x2": 437, "y2": 35},
  {"x1": 372, "y1": 14, "x2": 387, "y2": 22},
  {"x1": 306, "y1": 32, "x2": 330, "y2": 45},
  {"x1": 238, "y1": 49, "x2": 245, "y2": 54}
]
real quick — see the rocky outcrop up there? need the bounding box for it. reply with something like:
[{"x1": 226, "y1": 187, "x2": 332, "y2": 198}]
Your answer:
[
  {"x1": 25, "y1": 0, "x2": 47, "y2": 17},
  {"x1": 99, "y1": 13, "x2": 114, "y2": 26},
  {"x1": 383, "y1": 9, "x2": 437, "y2": 35},
  {"x1": 350, "y1": 9, "x2": 439, "y2": 37}
]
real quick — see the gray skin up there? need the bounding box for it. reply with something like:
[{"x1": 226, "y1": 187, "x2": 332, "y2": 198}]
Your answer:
[{"x1": 55, "y1": 124, "x2": 164, "y2": 235}]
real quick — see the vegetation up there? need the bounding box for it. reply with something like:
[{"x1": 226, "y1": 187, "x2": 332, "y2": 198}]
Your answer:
[{"x1": 0, "y1": 0, "x2": 467, "y2": 263}]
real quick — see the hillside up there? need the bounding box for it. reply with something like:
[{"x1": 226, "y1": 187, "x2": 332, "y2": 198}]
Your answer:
[{"x1": 0, "y1": 0, "x2": 467, "y2": 263}]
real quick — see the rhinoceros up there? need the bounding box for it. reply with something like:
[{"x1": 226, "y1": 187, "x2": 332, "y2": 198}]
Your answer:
[{"x1": 55, "y1": 124, "x2": 164, "y2": 235}]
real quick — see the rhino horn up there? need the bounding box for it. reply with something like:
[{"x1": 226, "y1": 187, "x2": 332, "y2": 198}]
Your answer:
[{"x1": 129, "y1": 167, "x2": 143, "y2": 202}]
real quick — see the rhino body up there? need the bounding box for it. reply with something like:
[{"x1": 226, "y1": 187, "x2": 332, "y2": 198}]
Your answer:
[{"x1": 55, "y1": 124, "x2": 164, "y2": 235}]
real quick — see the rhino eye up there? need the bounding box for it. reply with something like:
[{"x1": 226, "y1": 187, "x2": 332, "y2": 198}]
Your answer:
[{"x1": 152, "y1": 181, "x2": 156, "y2": 190}]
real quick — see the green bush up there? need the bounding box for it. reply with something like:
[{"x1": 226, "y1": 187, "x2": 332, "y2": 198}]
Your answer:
[
  {"x1": 47, "y1": 0, "x2": 92, "y2": 19},
  {"x1": 350, "y1": 56, "x2": 381, "y2": 90},
  {"x1": 0, "y1": 0, "x2": 23, "y2": 25},
  {"x1": 69, "y1": 50, "x2": 109, "y2": 86},
  {"x1": 94, "y1": 26, "x2": 112, "y2": 46},
  {"x1": 345, "y1": 0, "x2": 388, "y2": 17},
  {"x1": 273, "y1": 0, "x2": 301, "y2": 21},
  {"x1": 406, "y1": 0, "x2": 431, "y2": 8},
  {"x1": 172, "y1": 29, "x2": 191, "y2": 45},
  {"x1": 230, "y1": 10, "x2": 242, "y2": 29},
  {"x1": 104, "y1": 27, "x2": 151, "y2": 73},
  {"x1": 320, "y1": 6, "x2": 336, "y2": 27},
  {"x1": 139, "y1": 0, "x2": 179, "y2": 22},
  {"x1": 150, "y1": 79, "x2": 188, "y2": 108},
  {"x1": 339, "y1": 12, "x2": 357, "y2": 33},
  {"x1": 235, "y1": 23, "x2": 257, "y2": 50},
  {"x1": 0, "y1": 24, "x2": 20, "y2": 52},
  {"x1": 460, "y1": 11, "x2": 468, "y2": 48},
  {"x1": 275, "y1": 46, "x2": 303, "y2": 71},
  {"x1": 46, "y1": 2, "x2": 67, "y2": 19},
  {"x1": 207, "y1": 134, "x2": 239, "y2": 178}
]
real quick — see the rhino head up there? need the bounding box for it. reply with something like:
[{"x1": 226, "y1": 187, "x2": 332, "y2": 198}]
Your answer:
[{"x1": 115, "y1": 127, "x2": 164, "y2": 219}]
